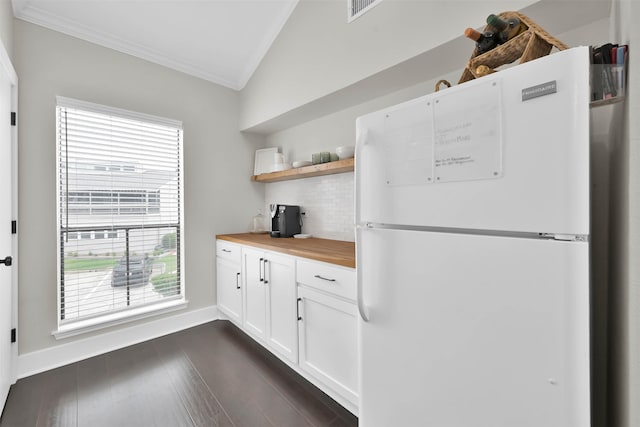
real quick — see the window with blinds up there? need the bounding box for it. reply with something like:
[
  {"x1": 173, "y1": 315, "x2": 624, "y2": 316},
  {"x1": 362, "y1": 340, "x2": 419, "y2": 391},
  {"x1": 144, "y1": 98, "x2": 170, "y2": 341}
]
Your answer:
[{"x1": 56, "y1": 97, "x2": 184, "y2": 328}]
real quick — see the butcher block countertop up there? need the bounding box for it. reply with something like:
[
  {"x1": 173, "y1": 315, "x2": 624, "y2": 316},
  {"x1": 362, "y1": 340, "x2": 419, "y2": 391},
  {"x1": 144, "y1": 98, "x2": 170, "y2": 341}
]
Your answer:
[{"x1": 217, "y1": 233, "x2": 356, "y2": 268}]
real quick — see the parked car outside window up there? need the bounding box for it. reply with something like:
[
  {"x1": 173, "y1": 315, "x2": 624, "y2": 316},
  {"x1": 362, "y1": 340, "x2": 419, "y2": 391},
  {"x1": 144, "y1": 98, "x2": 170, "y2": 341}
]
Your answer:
[{"x1": 111, "y1": 255, "x2": 152, "y2": 287}]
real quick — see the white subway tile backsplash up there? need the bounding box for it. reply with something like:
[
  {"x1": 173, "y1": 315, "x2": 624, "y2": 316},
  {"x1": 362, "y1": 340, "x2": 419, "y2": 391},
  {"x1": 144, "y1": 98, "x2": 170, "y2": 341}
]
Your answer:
[{"x1": 264, "y1": 173, "x2": 355, "y2": 242}]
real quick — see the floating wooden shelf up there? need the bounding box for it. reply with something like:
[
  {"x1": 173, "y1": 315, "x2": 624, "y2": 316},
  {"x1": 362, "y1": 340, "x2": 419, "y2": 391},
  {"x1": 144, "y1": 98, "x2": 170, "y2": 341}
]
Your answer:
[{"x1": 251, "y1": 158, "x2": 354, "y2": 183}]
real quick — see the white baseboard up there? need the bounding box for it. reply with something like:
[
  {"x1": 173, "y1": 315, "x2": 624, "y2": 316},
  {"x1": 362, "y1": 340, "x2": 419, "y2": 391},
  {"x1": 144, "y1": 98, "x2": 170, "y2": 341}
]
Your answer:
[{"x1": 17, "y1": 305, "x2": 220, "y2": 379}]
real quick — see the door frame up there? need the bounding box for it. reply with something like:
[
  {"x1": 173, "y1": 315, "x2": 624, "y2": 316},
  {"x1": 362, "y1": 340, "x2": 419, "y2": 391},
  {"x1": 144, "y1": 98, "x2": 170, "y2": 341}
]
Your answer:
[{"x1": 0, "y1": 37, "x2": 19, "y2": 389}]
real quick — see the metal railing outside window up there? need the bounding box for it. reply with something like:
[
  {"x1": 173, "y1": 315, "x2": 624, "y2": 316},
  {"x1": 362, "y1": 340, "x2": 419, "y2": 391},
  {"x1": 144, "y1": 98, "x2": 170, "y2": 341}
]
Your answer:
[{"x1": 59, "y1": 224, "x2": 181, "y2": 322}]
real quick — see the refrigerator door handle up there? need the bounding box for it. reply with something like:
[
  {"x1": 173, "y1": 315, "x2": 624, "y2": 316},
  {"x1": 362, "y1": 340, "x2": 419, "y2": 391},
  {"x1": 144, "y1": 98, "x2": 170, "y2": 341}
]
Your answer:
[
  {"x1": 354, "y1": 127, "x2": 367, "y2": 224},
  {"x1": 356, "y1": 227, "x2": 370, "y2": 322}
]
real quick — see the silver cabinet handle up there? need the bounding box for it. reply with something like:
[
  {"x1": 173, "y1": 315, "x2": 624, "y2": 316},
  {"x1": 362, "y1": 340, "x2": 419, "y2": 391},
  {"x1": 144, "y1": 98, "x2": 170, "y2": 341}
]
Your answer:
[
  {"x1": 263, "y1": 259, "x2": 269, "y2": 284},
  {"x1": 259, "y1": 258, "x2": 264, "y2": 282},
  {"x1": 236, "y1": 272, "x2": 240, "y2": 290},
  {"x1": 314, "y1": 274, "x2": 336, "y2": 282},
  {"x1": 222, "y1": 249, "x2": 231, "y2": 253},
  {"x1": 297, "y1": 297, "x2": 302, "y2": 321}
]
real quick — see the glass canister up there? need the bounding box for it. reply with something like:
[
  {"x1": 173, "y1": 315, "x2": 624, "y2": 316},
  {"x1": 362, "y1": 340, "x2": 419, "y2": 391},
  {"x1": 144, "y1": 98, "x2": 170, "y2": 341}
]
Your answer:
[{"x1": 250, "y1": 210, "x2": 267, "y2": 233}]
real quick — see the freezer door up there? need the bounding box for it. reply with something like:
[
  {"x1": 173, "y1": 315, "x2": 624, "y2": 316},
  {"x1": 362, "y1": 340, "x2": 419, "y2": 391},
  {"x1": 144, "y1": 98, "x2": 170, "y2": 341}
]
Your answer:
[
  {"x1": 357, "y1": 227, "x2": 590, "y2": 427},
  {"x1": 355, "y1": 47, "x2": 590, "y2": 235}
]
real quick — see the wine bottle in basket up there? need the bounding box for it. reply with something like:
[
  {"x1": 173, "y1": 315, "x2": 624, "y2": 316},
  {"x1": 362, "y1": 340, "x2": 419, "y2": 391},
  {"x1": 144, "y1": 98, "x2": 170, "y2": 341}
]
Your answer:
[
  {"x1": 486, "y1": 14, "x2": 527, "y2": 44},
  {"x1": 464, "y1": 28, "x2": 499, "y2": 54}
]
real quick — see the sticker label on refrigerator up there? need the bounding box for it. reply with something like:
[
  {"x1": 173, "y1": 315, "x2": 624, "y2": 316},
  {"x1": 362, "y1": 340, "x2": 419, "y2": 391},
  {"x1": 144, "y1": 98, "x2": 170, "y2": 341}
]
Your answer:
[
  {"x1": 433, "y1": 79, "x2": 503, "y2": 183},
  {"x1": 522, "y1": 80, "x2": 557, "y2": 101}
]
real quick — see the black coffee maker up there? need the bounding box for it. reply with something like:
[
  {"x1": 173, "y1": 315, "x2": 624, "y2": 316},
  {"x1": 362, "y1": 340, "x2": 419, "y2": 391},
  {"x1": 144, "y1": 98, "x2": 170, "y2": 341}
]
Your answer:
[{"x1": 269, "y1": 204, "x2": 301, "y2": 237}]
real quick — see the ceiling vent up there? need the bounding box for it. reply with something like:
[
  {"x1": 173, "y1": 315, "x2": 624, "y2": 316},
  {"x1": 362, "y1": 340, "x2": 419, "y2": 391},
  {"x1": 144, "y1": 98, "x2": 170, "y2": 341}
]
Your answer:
[{"x1": 348, "y1": 0, "x2": 383, "y2": 22}]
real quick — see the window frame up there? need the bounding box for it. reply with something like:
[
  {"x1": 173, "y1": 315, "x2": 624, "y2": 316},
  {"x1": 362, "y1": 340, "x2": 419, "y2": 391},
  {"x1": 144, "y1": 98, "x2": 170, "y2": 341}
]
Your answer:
[{"x1": 54, "y1": 97, "x2": 186, "y2": 337}]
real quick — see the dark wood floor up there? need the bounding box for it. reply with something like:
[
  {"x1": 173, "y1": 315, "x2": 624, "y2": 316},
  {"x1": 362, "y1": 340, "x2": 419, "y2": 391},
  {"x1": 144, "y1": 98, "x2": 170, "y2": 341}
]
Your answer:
[{"x1": 0, "y1": 320, "x2": 358, "y2": 427}]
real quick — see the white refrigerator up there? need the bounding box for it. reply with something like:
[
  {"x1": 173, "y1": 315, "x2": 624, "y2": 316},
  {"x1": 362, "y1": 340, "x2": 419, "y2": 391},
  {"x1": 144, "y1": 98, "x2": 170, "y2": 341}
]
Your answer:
[{"x1": 355, "y1": 47, "x2": 592, "y2": 427}]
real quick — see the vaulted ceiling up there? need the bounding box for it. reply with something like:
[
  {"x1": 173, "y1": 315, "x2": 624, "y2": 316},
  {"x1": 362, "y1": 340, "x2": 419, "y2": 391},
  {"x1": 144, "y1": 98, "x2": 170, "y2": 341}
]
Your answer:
[{"x1": 12, "y1": 0, "x2": 299, "y2": 90}]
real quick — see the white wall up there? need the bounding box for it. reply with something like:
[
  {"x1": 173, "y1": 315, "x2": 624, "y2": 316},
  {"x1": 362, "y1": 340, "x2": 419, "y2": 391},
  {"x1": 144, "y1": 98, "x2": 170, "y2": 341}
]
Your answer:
[
  {"x1": 13, "y1": 20, "x2": 265, "y2": 355},
  {"x1": 0, "y1": 0, "x2": 12, "y2": 61},
  {"x1": 240, "y1": 0, "x2": 543, "y2": 131},
  {"x1": 240, "y1": 0, "x2": 612, "y2": 133}
]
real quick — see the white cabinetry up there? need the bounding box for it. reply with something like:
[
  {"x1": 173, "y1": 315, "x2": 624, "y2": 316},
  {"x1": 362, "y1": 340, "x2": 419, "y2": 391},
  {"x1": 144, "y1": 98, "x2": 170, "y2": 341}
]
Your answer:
[
  {"x1": 296, "y1": 259, "x2": 358, "y2": 410},
  {"x1": 242, "y1": 247, "x2": 298, "y2": 364},
  {"x1": 216, "y1": 240, "x2": 242, "y2": 326},
  {"x1": 215, "y1": 238, "x2": 357, "y2": 415}
]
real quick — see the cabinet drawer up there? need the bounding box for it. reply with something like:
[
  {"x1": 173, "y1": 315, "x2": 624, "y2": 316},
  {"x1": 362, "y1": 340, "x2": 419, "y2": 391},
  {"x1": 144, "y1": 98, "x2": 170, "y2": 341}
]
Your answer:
[
  {"x1": 216, "y1": 240, "x2": 241, "y2": 264},
  {"x1": 296, "y1": 259, "x2": 355, "y2": 301}
]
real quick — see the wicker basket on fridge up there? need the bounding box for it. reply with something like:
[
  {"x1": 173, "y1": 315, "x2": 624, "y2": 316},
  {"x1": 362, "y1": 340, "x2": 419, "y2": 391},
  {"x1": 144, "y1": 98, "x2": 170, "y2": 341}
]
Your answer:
[{"x1": 458, "y1": 11, "x2": 569, "y2": 84}]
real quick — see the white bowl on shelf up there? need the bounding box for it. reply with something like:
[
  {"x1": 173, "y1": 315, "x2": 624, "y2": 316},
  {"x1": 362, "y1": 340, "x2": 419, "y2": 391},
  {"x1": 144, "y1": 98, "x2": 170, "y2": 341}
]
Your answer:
[
  {"x1": 271, "y1": 163, "x2": 292, "y2": 172},
  {"x1": 292, "y1": 160, "x2": 312, "y2": 168},
  {"x1": 336, "y1": 146, "x2": 355, "y2": 159}
]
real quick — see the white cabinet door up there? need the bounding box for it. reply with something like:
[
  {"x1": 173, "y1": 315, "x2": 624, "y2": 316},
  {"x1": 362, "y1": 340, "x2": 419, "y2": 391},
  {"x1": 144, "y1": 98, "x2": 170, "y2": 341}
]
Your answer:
[
  {"x1": 265, "y1": 252, "x2": 297, "y2": 363},
  {"x1": 243, "y1": 247, "x2": 267, "y2": 339},
  {"x1": 216, "y1": 257, "x2": 242, "y2": 326},
  {"x1": 242, "y1": 247, "x2": 297, "y2": 363},
  {"x1": 298, "y1": 286, "x2": 358, "y2": 407}
]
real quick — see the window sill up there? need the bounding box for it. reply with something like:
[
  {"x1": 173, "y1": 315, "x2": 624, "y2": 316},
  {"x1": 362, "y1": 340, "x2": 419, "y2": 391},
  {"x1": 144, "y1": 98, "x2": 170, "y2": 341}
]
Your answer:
[{"x1": 53, "y1": 299, "x2": 188, "y2": 340}]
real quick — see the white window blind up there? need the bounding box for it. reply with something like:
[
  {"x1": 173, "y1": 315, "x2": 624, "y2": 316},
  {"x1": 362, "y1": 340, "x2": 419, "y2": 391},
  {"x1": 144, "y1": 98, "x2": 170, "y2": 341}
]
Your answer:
[{"x1": 56, "y1": 97, "x2": 184, "y2": 327}]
